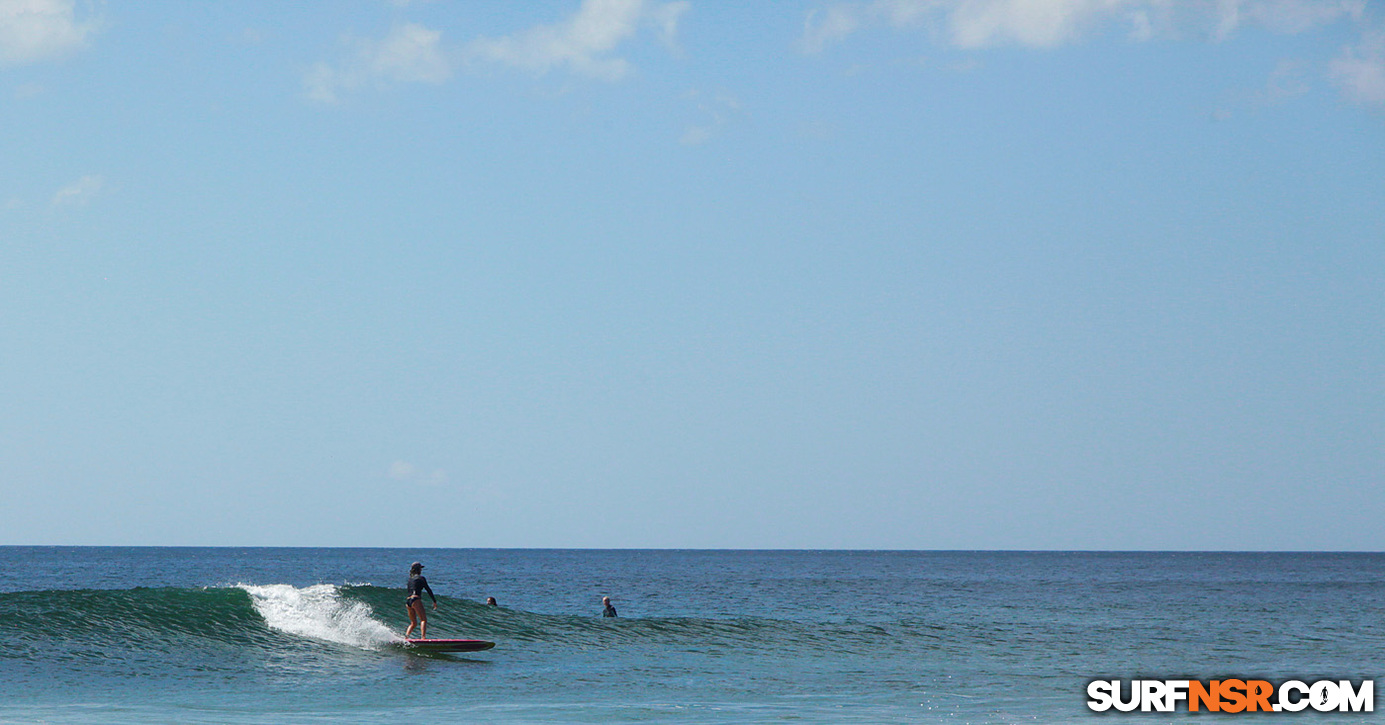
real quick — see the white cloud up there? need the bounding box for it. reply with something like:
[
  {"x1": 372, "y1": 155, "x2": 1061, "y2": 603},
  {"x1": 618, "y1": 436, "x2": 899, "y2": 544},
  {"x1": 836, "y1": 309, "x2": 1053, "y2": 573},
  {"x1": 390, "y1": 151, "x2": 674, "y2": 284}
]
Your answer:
[
  {"x1": 646, "y1": 0, "x2": 691, "y2": 50},
  {"x1": 802, "y1": 0, "x2": 1143, "y2": 51},
  {"x1": 801, "y1": 0, "x2": 1385, "y2": 113},
  {"x1": 369, "y1": 23, "x2": 452, "y2": 82},
  {"x1": 0, "y1": 0, "x2": 95, "y2": 67},
  {"x1": 388, "y1": 460, "x2": 417, "y2": 480},
  {"x1": 950, "y1": 0, "x2": 1136, "y2": 48},
  {"x1": 802, "y1": 5, "x2": 864, "y2": 54},
  {"x1": 307, "y1": 1, "x2": 687, "y2": 101},
  {"x1": 50, "y1": 174, "x2": 102, "y2": 208},
  {"x1": 464, "y1": 0, "x2": 690, "y2": 81},
  {"x1": 800, "y1": 0, "x2": 1365, "y2": 52},
  {"x1": 1330, "y1": 28, "x2": 1385, "y2": 106},
  {"x1": 305, "y1": 22, "x2": 452, "y2": 103}
]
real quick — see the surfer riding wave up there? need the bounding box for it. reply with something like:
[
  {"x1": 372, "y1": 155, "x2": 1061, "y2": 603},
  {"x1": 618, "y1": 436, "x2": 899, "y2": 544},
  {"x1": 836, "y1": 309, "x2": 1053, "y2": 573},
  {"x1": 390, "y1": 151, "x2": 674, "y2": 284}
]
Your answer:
[{"x1": 403, "y1": 562, "x2": 437, "y2": 639}]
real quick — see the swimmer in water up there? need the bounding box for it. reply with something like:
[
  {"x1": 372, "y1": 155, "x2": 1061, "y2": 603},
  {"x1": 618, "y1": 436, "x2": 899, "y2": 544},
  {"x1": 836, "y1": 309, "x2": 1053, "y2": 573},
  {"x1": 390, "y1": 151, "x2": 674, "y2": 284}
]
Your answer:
[
  {"x1": 404, "y1": 561, "x2": 438, "y2": 639},
  {"x1": 485, "y1": 597, "x2": 498, "y2": 606},
  {"x1": 602, "y1": 596, "x2": 617, "y2": 617}
]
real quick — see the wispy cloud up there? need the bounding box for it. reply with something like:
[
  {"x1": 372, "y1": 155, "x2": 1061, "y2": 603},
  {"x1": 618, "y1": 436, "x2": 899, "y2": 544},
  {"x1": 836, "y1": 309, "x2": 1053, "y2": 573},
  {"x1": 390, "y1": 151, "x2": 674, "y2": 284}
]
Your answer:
[
  {"x1": 305, "y1": 22, "x2": 452, "y2": 103},
  {"x1": 1330, "y1": 27, "x2": 1385, "y2": 106},
  {"x1": 1218, "y1": 0, "x2": 1366, "y2": 37},
  {"x1": 0, "y1": 0, "x2": 96, "y2": 67},
  {"x1": 680, "y1": 89, "x2": 741, "y2": 145},
  {"x1": 1209, "y1": 57, "x2": 1316, "y2": 121},
  {"x1": 50, "y1": 174, "x2": 102, "y2": 208},
  {"x1": 801, "y1": 5, "x2": 865, "y2": 54},
  {"x1": 306, "y1": 0, "x2": 689, "y2": 102},
  {"x1": 387, "y1": 460, "x2": 448, "y2": 486},
  {"x1": 463, "y1": 0, "x2": 689, "y2": 81},
  {"x1": 1260, "y1": 58, "x2": 1312, "y2": 104},
  {"x1": 800, "y1": 0, "x2": 1365, "y2": 52},
  {"x1": 801, "y1": 1, "x2": 1380, "y2": 110}
]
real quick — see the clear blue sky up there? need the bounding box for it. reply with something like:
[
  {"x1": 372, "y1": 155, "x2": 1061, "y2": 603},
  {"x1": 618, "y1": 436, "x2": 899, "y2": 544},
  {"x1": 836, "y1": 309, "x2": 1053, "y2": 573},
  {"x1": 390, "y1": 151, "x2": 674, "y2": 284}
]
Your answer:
[{"x1": 2, "y1": 0, "x2": 1381, "y2": 549}]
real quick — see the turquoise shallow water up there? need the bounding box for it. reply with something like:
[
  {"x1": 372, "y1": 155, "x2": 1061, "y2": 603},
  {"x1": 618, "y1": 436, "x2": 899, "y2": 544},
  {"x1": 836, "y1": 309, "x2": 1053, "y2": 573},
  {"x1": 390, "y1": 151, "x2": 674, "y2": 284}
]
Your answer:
[{"x1": 0, "y1": 548, "x2": 1381, "y2": 723}]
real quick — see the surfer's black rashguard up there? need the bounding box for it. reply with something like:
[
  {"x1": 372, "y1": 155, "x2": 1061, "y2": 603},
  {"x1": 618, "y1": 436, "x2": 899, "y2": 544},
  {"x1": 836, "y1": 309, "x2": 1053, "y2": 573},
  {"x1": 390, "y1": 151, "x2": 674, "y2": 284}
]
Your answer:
[{"x1": 406, "y1": 575, "x2": 436, "y2": 605}]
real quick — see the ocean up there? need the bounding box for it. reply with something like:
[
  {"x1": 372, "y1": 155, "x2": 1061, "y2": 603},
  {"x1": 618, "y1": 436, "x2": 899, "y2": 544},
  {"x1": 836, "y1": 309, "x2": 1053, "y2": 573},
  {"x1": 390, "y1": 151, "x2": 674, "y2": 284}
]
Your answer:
[{"x1": 0, "y1": 548, "x2": 1380, "y2": 723}]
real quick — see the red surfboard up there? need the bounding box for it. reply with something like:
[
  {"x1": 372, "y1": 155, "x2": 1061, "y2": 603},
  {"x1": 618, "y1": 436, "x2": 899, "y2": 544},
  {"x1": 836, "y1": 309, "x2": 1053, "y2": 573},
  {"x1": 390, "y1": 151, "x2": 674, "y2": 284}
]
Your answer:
[{"x1": 402, "y1": 638, "x2": 495, "y2": 652}]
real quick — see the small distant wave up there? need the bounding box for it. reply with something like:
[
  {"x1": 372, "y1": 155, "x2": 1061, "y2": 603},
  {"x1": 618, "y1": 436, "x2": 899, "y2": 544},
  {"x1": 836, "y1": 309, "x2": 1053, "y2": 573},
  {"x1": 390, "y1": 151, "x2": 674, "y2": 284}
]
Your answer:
[{"x1": 239, "y1": 584, "x2": 399, "y2": 650}]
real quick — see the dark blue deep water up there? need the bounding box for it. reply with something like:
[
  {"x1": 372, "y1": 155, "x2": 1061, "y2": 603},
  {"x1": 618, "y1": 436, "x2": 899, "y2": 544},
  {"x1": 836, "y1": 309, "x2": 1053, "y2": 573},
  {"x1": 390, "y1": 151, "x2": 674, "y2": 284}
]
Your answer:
[{"x1": 0, "y1": 548, "x2": 1380, "y2": 723}]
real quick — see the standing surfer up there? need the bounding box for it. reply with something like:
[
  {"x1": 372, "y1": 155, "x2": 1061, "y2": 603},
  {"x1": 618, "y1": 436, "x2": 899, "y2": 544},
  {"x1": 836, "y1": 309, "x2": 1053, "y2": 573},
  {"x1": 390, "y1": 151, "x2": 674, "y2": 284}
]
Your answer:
[{"x1": 404, "y1": 561, "x2": 438, "y2": 639}]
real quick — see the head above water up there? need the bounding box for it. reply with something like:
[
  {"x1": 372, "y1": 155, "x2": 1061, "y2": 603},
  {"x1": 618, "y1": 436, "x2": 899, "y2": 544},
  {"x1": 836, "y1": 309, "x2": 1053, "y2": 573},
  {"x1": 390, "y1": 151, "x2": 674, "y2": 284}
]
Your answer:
[
  {"x1": 602, "y1": 596, "x2": 611, "y2": 604},
  {"x1": 410, "y1": 562, "x2": 424, "y2": 574}
]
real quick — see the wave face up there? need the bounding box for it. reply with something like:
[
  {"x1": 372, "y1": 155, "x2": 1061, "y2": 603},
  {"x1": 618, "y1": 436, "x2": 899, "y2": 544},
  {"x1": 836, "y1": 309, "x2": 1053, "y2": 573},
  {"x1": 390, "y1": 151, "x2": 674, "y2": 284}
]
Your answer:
[{"x1": 3, "y1": 586, "x2": 274, "y2": 650}]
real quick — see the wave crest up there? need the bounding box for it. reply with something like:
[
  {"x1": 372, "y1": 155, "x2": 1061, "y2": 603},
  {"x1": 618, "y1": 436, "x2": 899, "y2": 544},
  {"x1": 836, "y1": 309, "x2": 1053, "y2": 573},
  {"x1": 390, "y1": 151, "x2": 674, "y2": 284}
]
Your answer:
[{"x1": 239, "y1": 584, "x2": 399, "y2": 650}]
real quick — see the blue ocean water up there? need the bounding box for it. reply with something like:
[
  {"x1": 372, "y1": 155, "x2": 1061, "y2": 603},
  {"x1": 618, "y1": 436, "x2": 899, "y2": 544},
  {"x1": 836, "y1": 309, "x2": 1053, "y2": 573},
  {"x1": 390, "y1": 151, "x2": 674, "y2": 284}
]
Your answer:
[{"x1": 0, "y1": 548, "x2": 1380, "y2": 723}]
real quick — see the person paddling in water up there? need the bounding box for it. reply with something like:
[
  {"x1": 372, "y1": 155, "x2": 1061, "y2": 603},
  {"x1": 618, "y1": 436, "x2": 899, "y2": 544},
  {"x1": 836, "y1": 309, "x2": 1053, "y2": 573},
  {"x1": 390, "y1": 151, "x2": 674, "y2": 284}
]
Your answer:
[{"x1": 404, "y1": 561, "x2": 438, "y2": 639}]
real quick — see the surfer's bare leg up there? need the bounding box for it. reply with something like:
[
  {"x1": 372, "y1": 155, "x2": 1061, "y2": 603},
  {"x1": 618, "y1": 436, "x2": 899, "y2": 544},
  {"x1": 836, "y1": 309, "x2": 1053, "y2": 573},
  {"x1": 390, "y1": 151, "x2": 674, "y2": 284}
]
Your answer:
[{"x1": 405, "y1": 598, "x2": 428, "y2": 639}]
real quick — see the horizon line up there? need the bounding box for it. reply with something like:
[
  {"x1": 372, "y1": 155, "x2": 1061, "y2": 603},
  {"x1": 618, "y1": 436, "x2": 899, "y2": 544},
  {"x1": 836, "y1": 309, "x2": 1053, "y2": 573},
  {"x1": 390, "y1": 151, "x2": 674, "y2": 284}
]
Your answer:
[{"x1": 3, "y1": 545, "x2": 1382, "y2": 554}]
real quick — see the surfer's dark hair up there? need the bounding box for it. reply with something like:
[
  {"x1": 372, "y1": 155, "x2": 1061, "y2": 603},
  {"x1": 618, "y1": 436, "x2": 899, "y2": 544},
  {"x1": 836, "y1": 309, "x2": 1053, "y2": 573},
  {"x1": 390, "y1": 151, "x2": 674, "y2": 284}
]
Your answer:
[{"x1": 410, "y1": 562, "x2": 423, "y2": 574}]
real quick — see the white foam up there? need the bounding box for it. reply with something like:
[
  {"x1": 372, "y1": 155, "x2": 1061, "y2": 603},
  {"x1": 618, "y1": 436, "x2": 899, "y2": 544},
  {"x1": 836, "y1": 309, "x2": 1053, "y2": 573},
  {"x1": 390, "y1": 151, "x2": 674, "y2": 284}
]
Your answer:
[{"x1": 241, "y1": 584, "x2": 399, "y2": 650}]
